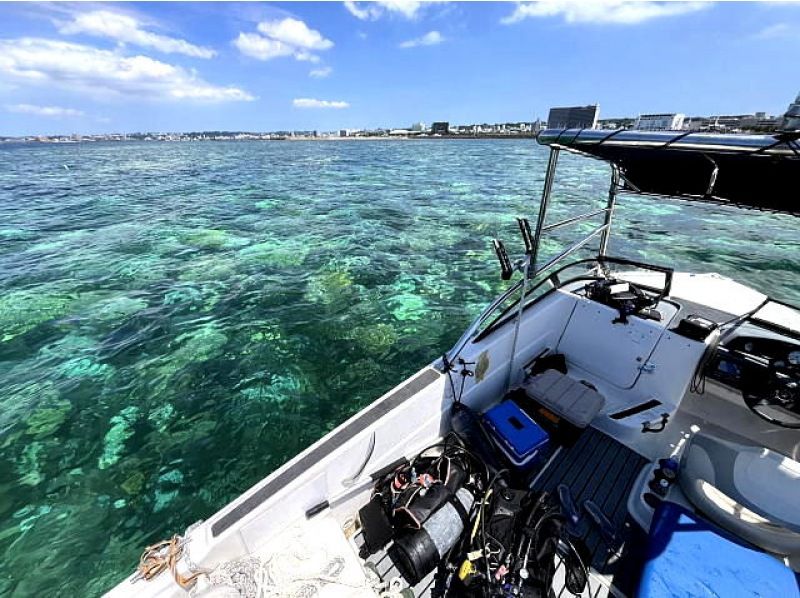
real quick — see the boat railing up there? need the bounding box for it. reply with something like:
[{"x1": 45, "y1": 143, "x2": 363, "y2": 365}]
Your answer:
[
  {"x1": 443, "y1": 143, "x2": 624, "y2": 369},
  {"x1": 442, "y1": 252, "x2": 673, "y2": 370},
  {"x1": 530, "y1": 145, "x2": 620, "y2": 273}
]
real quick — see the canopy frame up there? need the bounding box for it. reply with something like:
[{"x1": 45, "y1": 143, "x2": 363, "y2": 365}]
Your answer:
[
  {"x1": 537, "y1": 128, "x2": 800, "y2": 215},
  {"x1": 443, "y1": 128, "x2": 798, "y2": 370}
]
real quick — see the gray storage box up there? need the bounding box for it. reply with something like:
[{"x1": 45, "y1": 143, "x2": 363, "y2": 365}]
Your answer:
[{"x1": 523, "y1": 370, "x2": 605, "y2": 428}]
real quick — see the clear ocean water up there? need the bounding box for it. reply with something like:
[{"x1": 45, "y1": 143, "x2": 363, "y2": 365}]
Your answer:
[{"x1": 0, "y1": 139, "x2": 797, "y2": 596}]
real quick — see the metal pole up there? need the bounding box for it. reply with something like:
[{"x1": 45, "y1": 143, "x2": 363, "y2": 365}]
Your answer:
[
  {"x1": 504, "y1": 255, "x2": 530, "y2": 391},
  {"x1": 530, "y1": 147, "x2": 560, "y2": 273},
  {"x1": 504, "y1": 147, "x2": 559, "y2": 391},
  {"x1": 598, "y1": 164, "x2": 620, "y2": 258}
]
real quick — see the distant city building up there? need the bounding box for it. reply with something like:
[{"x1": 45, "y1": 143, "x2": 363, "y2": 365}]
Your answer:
[
  {"x1": 634, "y1": 113, "x2": 685, "y2": 131},
  {"x1": 740, "y1": 114, "x2": 779, "y2": 131},
  {"x1": 453, "y1": 124, "x2": 476, "y2": 135},
  {"x1": 683, "y1": 116, "x2": 710, "y2": 131},
  {"x1": 504, "y1": 122, "x2": 533, "y2": 133},
  {"x1": 431, "y1": 121, "x2": 450, "y2": 135},
  {"x1": 597, "y1": 117, "x2": 635, "y2": 130},
  {"x1": 682, "y1": 113, "x2": 777, "y2": 133},
  {"x1": 706, "y1": 114, "x2": 755, "y2": 132},
  {"x1": 781, "y1": 91, "x2": 800, "y2": 131},
  {"x1": 546, "y1": 105, "x2": 599, "y2": 129},
  {"x1": 410, "y1": 122, "x2": 427, "y2": 132}
]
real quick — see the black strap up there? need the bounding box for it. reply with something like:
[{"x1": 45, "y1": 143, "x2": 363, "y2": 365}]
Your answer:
[{"x1": 447, "y1": 492, "x2": 470, "y2": 527}]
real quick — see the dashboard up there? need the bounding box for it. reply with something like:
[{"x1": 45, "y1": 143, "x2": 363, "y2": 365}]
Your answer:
[
  {"x1": 713, "y1": 335, "x2": 800, "y2": 383},
  {"x1": 708, "y1": 322, "x2": 800, "y2": 428}
]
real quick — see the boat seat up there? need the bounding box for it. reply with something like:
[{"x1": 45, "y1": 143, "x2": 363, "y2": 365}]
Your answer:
[
  {"x1": 679, "y1": 430, "x2": 800, "y2": 560},
  {"x1": 638, "y1": 501, "x2": 800, "y2": 598},
  {"x1": 522, "y1": 369, "x2": 605, "y2": 428}
]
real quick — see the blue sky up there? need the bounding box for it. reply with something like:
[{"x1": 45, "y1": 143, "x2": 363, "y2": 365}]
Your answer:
[{"x1": 1, "y1": 1, "x2": 799, "y2": 135}]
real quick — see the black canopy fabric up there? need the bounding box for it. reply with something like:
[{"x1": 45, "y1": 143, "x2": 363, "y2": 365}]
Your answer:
[{"x1": 537, "y1": 129, "x2": 800, "y2": 216}]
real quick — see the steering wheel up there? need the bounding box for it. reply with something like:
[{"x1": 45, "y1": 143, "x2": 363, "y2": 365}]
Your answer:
[{"x1": 742, "y1": 358, "x2": 800, "y2": 429}]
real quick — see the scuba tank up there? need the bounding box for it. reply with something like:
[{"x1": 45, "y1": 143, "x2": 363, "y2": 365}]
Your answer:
[
  {"x1": 389, "y1": 486, "x2": 474, "y2": 585},
  {"x1": 388, "y1": 455, "x2": 476, "y2": 586}
]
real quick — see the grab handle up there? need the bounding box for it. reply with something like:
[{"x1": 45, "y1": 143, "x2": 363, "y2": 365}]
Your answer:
[{"x1": 642, "y1": 413, "x2": 669, "y2": 433}]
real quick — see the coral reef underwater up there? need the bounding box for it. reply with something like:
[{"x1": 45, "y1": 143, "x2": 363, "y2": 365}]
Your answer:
[{"x1": 0, "y1": 139, "x2": 797, "y2": 596}]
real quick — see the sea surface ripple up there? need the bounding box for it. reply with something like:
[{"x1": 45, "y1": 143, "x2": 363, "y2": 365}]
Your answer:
[{"x1": 0, "y1": 140, "x2": 797, "y2": 595}]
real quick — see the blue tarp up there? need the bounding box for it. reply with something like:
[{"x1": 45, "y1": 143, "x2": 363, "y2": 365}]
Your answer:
[{"x1": 639, "y1": 502, "x2": 799, "y2": 598}]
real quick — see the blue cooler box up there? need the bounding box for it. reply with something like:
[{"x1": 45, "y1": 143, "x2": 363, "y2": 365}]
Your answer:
[{"x1": 483, "y1": 400, "x2": 549, "y2": 469}]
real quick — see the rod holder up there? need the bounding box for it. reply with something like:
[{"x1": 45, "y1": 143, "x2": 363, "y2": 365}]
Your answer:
[
  {"x1": 517, "y1": 217, "x2": 534, "y2": 255},
  {"x1": 493, "y1": 239, "x2": 513, "y2": 280}
]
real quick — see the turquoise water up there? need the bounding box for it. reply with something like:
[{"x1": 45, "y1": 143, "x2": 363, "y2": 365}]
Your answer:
[{"x1": 0, "y1": 140, "x2": 797, "y2": 596}]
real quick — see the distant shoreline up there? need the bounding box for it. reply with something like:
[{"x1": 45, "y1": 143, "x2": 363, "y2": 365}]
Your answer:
[
  {"x1": 319, "y1": 134, "x2": 539, "y2": 141},
  {"x1": 1, "y1": 134, "x2": 540, "y2": 144}
]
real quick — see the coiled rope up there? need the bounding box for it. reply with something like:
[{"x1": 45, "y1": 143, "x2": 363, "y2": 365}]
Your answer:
[{"x1": 136, "y1": 535, "x2": 206, "y2": 589}]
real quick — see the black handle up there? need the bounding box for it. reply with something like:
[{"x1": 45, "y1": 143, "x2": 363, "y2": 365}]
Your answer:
[
  {"x1": 642, "y1": 413, "x2": 669, "y2": 433},
  {"x1": 517, "y1": 217, "x2": 535, "y2": 255},
  {"x1": 370, "y1": 457, "x2": 409, "y2": 481},
  {"x1": 493, "y1": 239, "x2": 513, "y2": 280}
]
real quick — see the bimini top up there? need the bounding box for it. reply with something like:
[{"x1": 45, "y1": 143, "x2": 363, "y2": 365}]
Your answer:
[{"x1": 537, "y1": 129, "x2": 800, "y2": 215}]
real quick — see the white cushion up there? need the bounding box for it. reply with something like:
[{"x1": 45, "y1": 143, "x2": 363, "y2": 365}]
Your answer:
[{"x1": 680, "y1": 431, "x2": 800, "y2": 559}]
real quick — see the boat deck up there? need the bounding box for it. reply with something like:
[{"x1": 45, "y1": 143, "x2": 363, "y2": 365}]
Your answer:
[
  {"x1": 355, "y1": 426, "x2": 649, "y2": 597},
  {"x1": 532, "y1": 426, "x2": 649, "y2": 598}
]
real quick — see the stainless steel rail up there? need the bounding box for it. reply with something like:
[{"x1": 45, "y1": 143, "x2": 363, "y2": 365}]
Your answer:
[
  {"x1": 529, "y1": 147, "x2": 560, "y2": 272},
  {"x1": 598, "y1": 164, "x2": 620, "y2": 257},
  {"x1": 445, "y1": 144, "x2": 622, "y2": 370},
  {"x1": 542, "y1": 207, "x2": 609, "y2": 233},
  {"x1": 535, "y1": 222, "x2": 609, "y2": 275}
]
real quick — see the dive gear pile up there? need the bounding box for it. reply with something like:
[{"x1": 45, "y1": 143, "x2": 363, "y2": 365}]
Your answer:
[{"x1": 357, "y1": 433, "x2": 590, "y2": 597}]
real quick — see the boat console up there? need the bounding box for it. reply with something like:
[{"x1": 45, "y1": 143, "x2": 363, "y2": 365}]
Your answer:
[
  {"x1": 709, "y1": 323, "x2": 800, "y2": 429},
  {"x1": 582, "y1": 278, "x2": 665, "y2": 324}
]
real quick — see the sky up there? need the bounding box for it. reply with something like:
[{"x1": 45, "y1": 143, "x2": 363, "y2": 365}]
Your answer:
[{"x1": 1, "y1": 0, "x2": 799, "y2": 135}]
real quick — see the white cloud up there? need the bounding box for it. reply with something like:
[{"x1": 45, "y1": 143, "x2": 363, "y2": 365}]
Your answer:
[
  {"x1": 295, "y1": 51, "x2": 322, "y2": 63},
  {"x1": 309, "y1": 66, "x2": 333, "y2": 78},
  {"x1": 399, "y1": 30, "x2": 445, "y2": 48},
  {"x1": 59, "y1": 9, "x2": 215, "y2": 58},
  {"x1": 293, "y1": 98, "x2": 349, "y2": 109},
  {"x1": 6, "y1": 103, "x2": 84, "y2": 117},
  {"x1": 234, "y1": 18, "x2": 332, "y2": 63},
  {"x1": 0, "y1": 38, "x2": 254, "y2": 102},
  {"x1": 344, "y1": 1, "x2": 444, "y2": 21},
  {"x1": 344, "y1": 1, "x2": 377, "y2": 20},
  {"x1": 234, "y1": 33, "x2": 295, "y2": 60},
  {"x1": 753, "y1": 23, "x2": 793, "y2": 39},
  {"x1": 501, "y1": 1, "x2": 708, "y2": 25},
  {"x1": 257, "y1": 18, "x2": 333, "y2": 50}
]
